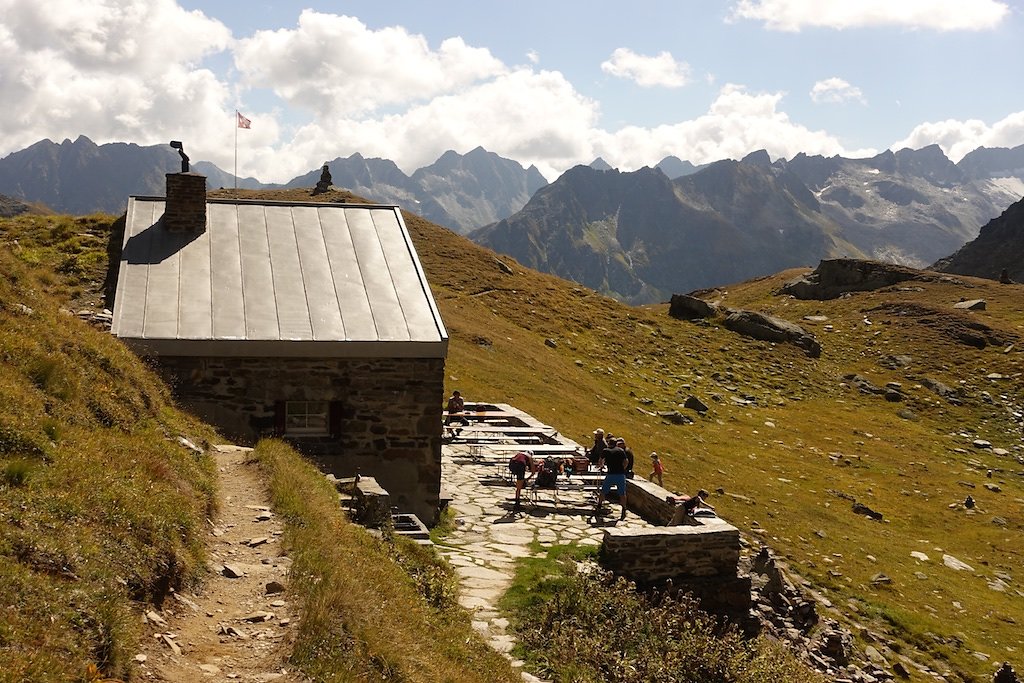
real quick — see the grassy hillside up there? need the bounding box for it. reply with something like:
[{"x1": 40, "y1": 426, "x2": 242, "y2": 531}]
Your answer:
[
  {"x1": 4, "y1": 194, "x2": 1020, "y2": 681},
  {"x1": 0, "y1": 216, "x2": 219, "y2": 681},
  {"x1": 405, "y1": 209, "x2": 1023, "y2": 681}
]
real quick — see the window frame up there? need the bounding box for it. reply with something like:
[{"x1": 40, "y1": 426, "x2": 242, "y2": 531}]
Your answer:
[{"x1": 284, "y1": 400, "x2": 330, "y2": 436}]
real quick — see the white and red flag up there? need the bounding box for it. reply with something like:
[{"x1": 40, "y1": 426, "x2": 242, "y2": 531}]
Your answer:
[{"x1": 236, "y1": 111, "x2": 251, "y2": 129}]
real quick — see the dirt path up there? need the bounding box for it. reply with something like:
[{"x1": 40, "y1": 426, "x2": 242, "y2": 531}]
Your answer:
[{"x1": 133, "y1": 445, "x2": 304, "y2": 682}]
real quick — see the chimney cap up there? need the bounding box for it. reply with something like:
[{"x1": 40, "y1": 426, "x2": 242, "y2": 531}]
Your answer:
[{"x1": 170, "y1": 140, "x2": 189, "y2": 172}]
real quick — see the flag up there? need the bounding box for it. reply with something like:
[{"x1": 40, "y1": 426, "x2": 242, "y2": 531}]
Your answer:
[{"x1": 237, "y1": 111, "x2": 251, "y2": 129}]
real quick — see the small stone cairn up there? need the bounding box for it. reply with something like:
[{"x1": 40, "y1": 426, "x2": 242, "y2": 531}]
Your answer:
[{"x1": 312, "y1": 163, "x2": 333, "y2": 195}]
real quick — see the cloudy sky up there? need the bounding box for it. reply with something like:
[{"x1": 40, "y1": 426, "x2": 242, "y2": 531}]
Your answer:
[{"x1": 1, "y1": 0, "x2": 1022, "y2": 183}]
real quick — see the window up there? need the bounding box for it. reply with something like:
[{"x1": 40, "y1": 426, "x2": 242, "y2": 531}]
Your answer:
[{"x1": 285, "y1": 401, "x2": 329, "y2": 435}]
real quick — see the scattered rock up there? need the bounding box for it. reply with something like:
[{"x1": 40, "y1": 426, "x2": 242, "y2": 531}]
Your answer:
[
  {"x1": 158, "y1": 633, "x2": 181, "y2": 656},
  {"x1": 870, "y1": 573, "x2": 893, "y2": 587},
  {"x1": 852, "y1": 501, "x2": 884, "y2": 521},
  {"x1": 544, "y1": 338, "x2": 558, "y2": 349},
  {"x1": 864, "y1": 644, "x2": 887, "y2": 665},
  {"x1": 658, "y1": 410, "x2": 693, "y2": 425},
  {"x1": 265, "y1": 581, "x2": 286, "y2": 595},
  {"x1": 974, "y1": 439, "x2": 993, "y2": 449},
  {"x1": 942, "y1": 554, "x2": 975, "y2": 572},
  {"x1": 247, "y1": 537, "x2": 269, "y2": 547},
  {"x1": 683, "y1": 395, "x2": 709, "y2": 413},
  {"x1": 222, "y1": 564, "x2": 245, "y2": 579},
  {"x1": 910, "y1": 551, "x2": 929, "y2": 562},
  {"x1": 494, "y1": 258, "x2": 514, "y2": 275},
  {"x1": 241, "y1": 611, "x2": 274, "y2": 622},
  {"x1": 893, "y1": 660, "x2": 911, "y2": 678},
  {"x1": 145, "y1": 610, "x2": 167, "y2": 627},
  {"x1": 953, "y1": 299, "x2": 986, "y2": 310},
  {"x1": 199, "y1": 664, "x2": 221, "y2": 675},
  {"x1": 218, "y1": 624, "x2": 248, "y2": 639}
]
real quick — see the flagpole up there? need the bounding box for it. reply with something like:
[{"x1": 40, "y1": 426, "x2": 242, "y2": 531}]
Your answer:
[{"x1": 234, "y1": 111, "x2": 238, "y2": 195}]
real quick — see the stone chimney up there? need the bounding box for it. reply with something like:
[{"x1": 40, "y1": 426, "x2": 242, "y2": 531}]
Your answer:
[{"x1": 164, "y1": 141, "x2": 206, "y2": 233}]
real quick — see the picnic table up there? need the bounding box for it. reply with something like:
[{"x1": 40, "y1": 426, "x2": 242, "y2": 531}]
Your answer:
[
  {"x1": 482, "y1": 444, "x2": 582, "y2": 454},
  {"x1": 442, "y1": 410, "x2": 520, "y2": 422}
]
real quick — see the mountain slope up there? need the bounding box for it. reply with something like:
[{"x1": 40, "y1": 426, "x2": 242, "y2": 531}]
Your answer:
[
  {"x1": 932, "y1": 195, "x2": 1024, "y2": 281},
  {"x1": 472, "y1": 162, "x2": 861, "y2": 303}
]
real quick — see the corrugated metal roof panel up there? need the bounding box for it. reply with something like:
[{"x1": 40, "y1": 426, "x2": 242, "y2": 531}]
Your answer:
[{"x1": 113, "y1": 197, "x2": 447, "y2": 358}]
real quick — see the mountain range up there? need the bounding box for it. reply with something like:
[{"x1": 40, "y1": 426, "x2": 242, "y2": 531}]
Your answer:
[
  {"x1": 473, "y1": 145, "x2": 1024, "y2": 303},
  {"x1": 2, "y1": 136, "x2": 1023, "y2": 301},
  {"x1": 0, "y1": 136, "x2": 545, "y2": 234}
]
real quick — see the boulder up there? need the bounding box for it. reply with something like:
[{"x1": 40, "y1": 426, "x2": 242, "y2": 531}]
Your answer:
[
  {"x1": 954, "y1": 299, "x2": 986, "y2": 310},
  {"x1": 668, "y1": 293, "x2": 718, "y2": 320},
  {"x1": 723, "y1": 310, "x2": 821, "y2": 357}
]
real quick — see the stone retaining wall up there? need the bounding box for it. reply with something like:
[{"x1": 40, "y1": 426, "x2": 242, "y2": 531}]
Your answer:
[
  {"x1": 156, "y1": 355, "x2": 443, "y2": 524},
  {"x1": 601, "y1": 518, "x2": 751, "y2": 619}
]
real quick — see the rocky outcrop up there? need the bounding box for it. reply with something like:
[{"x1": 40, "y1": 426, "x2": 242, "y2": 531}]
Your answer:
[
  {"x1": 722, "y1": 310, "x2": 821, "y2": 357},
  {"x1": 778, "y1": 259, "x2": 940, "y2": 300}
]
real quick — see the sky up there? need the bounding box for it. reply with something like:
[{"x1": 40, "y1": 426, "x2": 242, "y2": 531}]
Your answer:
[{"x1": 1, "y1": 0, "x2": 1022, "y2": 184}]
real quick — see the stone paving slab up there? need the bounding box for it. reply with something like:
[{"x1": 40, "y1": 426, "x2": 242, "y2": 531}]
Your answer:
[{"x1": 438, "y1": 418, "x2": 657, "y2": 681}]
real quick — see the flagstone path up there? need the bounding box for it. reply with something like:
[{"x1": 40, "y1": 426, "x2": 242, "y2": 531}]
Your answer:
[{"x1": 436, "y1": 441, "x2": 657, "y2": 680}]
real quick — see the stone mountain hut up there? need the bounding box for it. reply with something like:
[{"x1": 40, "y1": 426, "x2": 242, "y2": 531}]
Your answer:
[{"x1": 112, "y1": 165, "x2": 449, "y2": 523}]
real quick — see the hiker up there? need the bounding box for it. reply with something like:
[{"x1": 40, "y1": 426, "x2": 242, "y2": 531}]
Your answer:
[
  {"x1": 587, "y1": 428, "x2": 607, "y2": 468},
  {"x1": 596, "y1": 439, "x2": 629, "y2": 520},
  {"x1": 649, "y1": 452, "x2": 664, "y2": 486},
  {"x1": 443, "y1": 390, "x2": 469, "y2": 435},
  {"x1": 509, "y1": 450, "x2": 534, "y2": 511}
]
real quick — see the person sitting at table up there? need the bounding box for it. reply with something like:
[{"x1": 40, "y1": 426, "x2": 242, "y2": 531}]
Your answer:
[
  {"x1": 443, "y1": 390, "x2": 469, "y2": 436},
  {"x1": 509, "y1": 450, "x2": 535, "y2": 512}
]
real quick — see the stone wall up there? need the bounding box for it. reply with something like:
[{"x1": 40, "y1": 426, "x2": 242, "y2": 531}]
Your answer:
[
  {"x1": 155, "y1": 355, "x2": 444, "y2": 524},
  {"x1": 601, "y1": 518, "x2": 751, "y2": 619}
]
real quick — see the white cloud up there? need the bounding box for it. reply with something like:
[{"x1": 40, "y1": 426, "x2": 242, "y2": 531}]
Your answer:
[
  {"x1": 893, "y1": 111, "x2": 1024, "y2": 161},
  {"x1": 810, "y1": 77, "x2": 866, "y2": 105},
  {"x1": 589, "y1": 85, "x2": 875, "y2": 171},
  {"x1": 0, "y1": 0, "x2": 234, "y2": 158},
  {"x1": 239, "y1": 68, "x2": 600, "y2": 183},
  {"x1": 729, "y1": 0, "x2": 1010, "y2": 31},
  {"x1": 601, "y1": 48, "x2": 691, "y2": 88},
  {"x1": 233, "y1": 11, "x2": 506, "y2": 117},
  {"x1": 526, "y1": 50, "x2": 540, "y2": 64}
]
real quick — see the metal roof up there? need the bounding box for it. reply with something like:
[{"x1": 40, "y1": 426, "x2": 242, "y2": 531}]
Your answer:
[{"x1": 112, "y1": 197, "x2": 448, "y2": 358}]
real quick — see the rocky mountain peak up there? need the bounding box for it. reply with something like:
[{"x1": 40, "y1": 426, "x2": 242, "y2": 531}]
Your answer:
[{"x1": 741, "y1": 149, "x2": 772, "y2": 168}]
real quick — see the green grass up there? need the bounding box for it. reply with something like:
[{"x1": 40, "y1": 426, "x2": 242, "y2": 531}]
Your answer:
[{"x1": 252, "y1": 439, "x2": 520, "y2": 682}]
